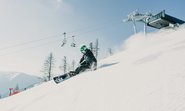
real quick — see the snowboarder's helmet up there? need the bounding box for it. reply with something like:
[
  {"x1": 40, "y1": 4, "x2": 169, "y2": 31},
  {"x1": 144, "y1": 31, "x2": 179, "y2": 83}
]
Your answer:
[{"x1": 80, "y1": 45, "x2": 87, "y2": 53}]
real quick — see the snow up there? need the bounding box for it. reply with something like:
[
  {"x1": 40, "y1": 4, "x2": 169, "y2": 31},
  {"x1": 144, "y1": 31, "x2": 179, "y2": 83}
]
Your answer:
[
  {"x1": 1, "y1": 26, "x2": 185, "y2": 111},
  {"x1": 0, "y1": 72, "x2": 42, "y2": 98}
]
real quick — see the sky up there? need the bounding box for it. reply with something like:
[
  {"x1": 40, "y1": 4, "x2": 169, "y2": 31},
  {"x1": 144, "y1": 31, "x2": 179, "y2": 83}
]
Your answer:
[{"x1": 0, "y1": 0, "x2": 185, "y2": 76}]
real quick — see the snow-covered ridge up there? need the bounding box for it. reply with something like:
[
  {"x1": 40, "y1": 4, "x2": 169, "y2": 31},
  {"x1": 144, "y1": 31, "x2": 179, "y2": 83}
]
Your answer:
[
  {"x1": 1, "y1": 26, "x2": 185, "y2": 111},
  {"x1": 0, "y1": 71, "x2": 42, "y2": 98}
]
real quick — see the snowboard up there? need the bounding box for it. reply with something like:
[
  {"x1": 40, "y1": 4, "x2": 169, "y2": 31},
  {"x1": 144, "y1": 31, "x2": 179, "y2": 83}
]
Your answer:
[
  {"x1": 53, "y1": 63, "x2": 97, "y2": 84},
  {"x1": 53, "y1": 72, "x2": 76, "y2": 84}
]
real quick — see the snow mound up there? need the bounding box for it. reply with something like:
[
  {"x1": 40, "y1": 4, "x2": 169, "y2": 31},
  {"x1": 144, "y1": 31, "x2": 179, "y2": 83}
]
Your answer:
[{"x1": 1, "y1": 26, "x2": 185, "y2": 111}]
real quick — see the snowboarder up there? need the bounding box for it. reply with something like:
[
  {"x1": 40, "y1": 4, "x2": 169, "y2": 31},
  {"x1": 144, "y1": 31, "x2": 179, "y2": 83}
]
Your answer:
[
  {"x1": 53, "y1": 44, "x2": 97, "y2": 84},
  {"x1": 71, "y1": 44, "x2": 97, "y2": 75}
]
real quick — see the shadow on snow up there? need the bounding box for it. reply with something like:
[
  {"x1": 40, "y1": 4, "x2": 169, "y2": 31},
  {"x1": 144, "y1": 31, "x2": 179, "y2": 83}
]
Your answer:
[{"x1": 98, "y1": 62, "x2": 119, "y2": 69}]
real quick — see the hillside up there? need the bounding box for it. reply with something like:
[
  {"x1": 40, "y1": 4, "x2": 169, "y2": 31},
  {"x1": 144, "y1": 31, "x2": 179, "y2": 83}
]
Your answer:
[
  {"x1": 1, "y1": 26, "x2": 185, "y2": 111},
  {"x1": 0, "y1": 72, "x2": 42, "y2": 98}
]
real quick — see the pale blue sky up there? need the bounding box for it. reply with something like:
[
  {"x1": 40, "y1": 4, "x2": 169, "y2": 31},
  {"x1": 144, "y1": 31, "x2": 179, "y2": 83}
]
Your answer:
[{"x1": 0, "y1": 0, "x2": 184, "y2": 75}]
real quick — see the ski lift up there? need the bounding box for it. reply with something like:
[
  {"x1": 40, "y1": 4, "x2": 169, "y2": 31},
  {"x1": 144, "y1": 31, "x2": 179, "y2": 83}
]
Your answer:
[
  {"x1": 71, "y1": 36, "x2": 76, "y2": 47},
  {"x1": 61, "y1": 32, "x2": 67, "y2": 47}
]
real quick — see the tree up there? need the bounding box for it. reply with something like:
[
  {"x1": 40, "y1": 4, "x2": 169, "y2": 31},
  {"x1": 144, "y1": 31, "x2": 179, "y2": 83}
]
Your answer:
[
  {"x1": 108, "y1": 48, "x2": 113, "y2": 56},
  {"x1": 71, "y1": 60, "x2": 76, "y2": 71},
  {"x1": 14, "y1": 84, "x2": 20, "y2": 92},
  {"x1": 89, "y1": 42, "x2": 94, "y2": 53},
  {"x1": 89, "y1": 38, "x2": 99, "y2": 58},
  {"x1": 94, "y1": 38, "x2": 99, "y2": 58},
  {"x1": 42, "y1": 53, "x2": 55, "y2": 81},
  {"x1": 59, "y1": 56, "x2": 68, "y2": 74}
]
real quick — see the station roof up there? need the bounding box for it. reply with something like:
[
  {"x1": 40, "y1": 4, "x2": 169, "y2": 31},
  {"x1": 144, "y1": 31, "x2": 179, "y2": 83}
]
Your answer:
[{"x1": 147, "y1": 10, "x2": 185, "y2": 29}]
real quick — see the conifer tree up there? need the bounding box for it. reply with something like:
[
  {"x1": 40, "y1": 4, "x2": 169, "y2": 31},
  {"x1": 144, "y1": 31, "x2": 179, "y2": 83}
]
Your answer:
[{"x1": 42, "y1": 53, "x2": 55, "y2": 81}]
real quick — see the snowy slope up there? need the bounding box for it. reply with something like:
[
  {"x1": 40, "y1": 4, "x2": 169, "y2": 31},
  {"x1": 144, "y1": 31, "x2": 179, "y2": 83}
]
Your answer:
[
  {"x1": 1, "y1": 26, "x2": 185, "y2": 111},
  {"x1": 0, "y1": 72, "x2": 42, "y2": 98}
]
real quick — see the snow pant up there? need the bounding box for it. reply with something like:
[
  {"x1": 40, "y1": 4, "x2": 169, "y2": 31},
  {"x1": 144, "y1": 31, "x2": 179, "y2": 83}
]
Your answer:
[
  {"x1": 74, "y1": 61, "x2": 97, "y2": 75},
  {"x1": 74, "y1": 63, "x2": 90, "y2": 74}
]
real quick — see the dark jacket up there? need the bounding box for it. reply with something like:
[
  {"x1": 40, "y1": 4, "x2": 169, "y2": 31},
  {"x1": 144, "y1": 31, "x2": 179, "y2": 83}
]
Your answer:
[{"x1": 80, "y1": 49, "x2": 97, "y2": 66}]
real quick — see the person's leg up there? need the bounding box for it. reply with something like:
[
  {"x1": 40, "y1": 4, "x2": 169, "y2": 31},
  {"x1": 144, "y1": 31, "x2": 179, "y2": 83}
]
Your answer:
[
  {"x1": 90, "y1": 62, "x2": 97, "y2": 71},
  {"x1": 74, "y1": 64, "x2": 89, "y2": 74}
]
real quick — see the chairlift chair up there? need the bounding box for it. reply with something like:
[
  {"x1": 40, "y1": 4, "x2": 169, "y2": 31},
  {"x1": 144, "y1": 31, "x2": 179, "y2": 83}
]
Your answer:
[
  {"x1": 71, "y1": 36, "x2": 76, "y2": 47},
  {"x1": 61, "y1": 32, "x2": 67, "y2": 47}
]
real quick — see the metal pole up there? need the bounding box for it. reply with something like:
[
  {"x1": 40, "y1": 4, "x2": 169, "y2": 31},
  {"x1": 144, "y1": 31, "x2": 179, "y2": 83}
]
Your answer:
[{"x1": 133, "y1": 19, "x2": 137, "y2": 34}]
